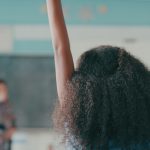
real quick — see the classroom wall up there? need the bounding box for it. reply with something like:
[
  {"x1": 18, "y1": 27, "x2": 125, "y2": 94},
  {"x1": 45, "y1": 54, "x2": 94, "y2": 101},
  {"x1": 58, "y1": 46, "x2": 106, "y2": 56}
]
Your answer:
[
  {"x1": 0, "y1": 0, "x2": 150, "y2": 25},
  {"x1": 0, "y1": 0, "x2": 150, "y2": 67},
  {"x1": 0, "y1": 0, "x2": 150, "y2": 128}
]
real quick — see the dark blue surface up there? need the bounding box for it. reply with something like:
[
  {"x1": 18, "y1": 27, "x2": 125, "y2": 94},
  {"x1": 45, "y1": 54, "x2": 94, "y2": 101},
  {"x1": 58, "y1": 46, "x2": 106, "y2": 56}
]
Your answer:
[{"x1": 0, "y1": 55, "x2": 57, "y2": 128}]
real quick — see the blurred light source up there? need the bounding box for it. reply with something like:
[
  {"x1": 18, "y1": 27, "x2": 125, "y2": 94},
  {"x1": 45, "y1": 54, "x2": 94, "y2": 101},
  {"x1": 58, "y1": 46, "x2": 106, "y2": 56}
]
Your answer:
[
  {"x1": 41, "y1": 3, "x2": 47, "y2": 14},
  {"x1": 80, "y1": 7, "x2": 93, "y2": 20},
  {"x1": 98, "y1": 5, "x2": 108, "y2": 14},
  {"x1": 124, "y1": 38, "x2": 137, "y2": 44}
]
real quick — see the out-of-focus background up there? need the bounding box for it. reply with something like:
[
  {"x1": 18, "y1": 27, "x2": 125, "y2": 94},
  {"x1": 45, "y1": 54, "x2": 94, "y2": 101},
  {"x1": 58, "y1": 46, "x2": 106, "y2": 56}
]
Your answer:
[{"x1": 0, "y1": 0, "x2": 150, "y2": 150}]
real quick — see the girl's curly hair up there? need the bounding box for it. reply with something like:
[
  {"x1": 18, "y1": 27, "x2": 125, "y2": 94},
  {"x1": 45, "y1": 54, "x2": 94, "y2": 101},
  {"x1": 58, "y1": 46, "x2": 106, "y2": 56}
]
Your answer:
[{"x1": 53, "y1": 46, "x2": 150, "y2": 150}]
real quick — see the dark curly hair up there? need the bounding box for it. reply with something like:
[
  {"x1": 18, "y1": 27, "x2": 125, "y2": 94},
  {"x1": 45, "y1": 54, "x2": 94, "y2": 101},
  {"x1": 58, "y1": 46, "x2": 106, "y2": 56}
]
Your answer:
[{"x1": 53, "y1": 46, "x2": 150, "y2": 150}]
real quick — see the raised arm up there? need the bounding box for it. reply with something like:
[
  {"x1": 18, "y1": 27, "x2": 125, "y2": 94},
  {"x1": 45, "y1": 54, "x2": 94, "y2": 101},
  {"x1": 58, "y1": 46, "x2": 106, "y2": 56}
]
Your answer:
[{"x1": 46, "y1": 0, "x2": 74, "y2": 104}]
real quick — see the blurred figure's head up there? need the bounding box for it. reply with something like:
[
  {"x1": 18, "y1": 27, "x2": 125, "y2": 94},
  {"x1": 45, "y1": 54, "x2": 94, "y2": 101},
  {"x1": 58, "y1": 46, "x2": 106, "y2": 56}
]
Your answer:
[
  {"x1": 48, "y1": 144, "x2": 54, "y2": 150},
  {"x1": 0, "y1": 79, "x2": 8, "y2": 103},
  {"x1": 54, "y1": 46, "x2": 150, "y2": 149}
]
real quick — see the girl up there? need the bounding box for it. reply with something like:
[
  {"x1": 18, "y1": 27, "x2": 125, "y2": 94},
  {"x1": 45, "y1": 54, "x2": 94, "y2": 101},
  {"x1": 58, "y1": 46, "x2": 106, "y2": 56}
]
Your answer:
[{"x1": 46, "y1": 0, "x2": 150, "y2": 149}]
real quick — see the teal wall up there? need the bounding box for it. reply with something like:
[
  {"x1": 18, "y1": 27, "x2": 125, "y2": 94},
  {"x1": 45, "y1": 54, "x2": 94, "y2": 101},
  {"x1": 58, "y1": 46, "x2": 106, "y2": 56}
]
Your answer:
[
  {"x1": 0, "y1": 0, "x2": 150, "y2": 25},
  {"x1": 13, "y1": 40, "x2": 53, "y2": 55},
  {"x1": 0, "y1": 0, "x2": 150, "y2": 55}
]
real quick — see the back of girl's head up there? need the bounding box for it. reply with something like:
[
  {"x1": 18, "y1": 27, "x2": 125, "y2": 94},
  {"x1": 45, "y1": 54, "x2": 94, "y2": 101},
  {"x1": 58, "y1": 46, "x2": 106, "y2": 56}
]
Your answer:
[{"x1": 54, "y1": 46, "x2": 150, "y2": 150}]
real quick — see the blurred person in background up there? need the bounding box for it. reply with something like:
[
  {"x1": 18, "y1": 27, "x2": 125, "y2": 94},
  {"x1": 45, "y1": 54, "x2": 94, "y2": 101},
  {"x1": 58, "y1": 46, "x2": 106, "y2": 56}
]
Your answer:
[
  {"x1": 48, "y1": 144, "x2": 54, "y2": 150},
  {"x1": 0, "y1": 80, "x2": 16, "y2": 150},
  {"x1": 47, "y1": 0, "x2": 150, "y2": 150}
]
